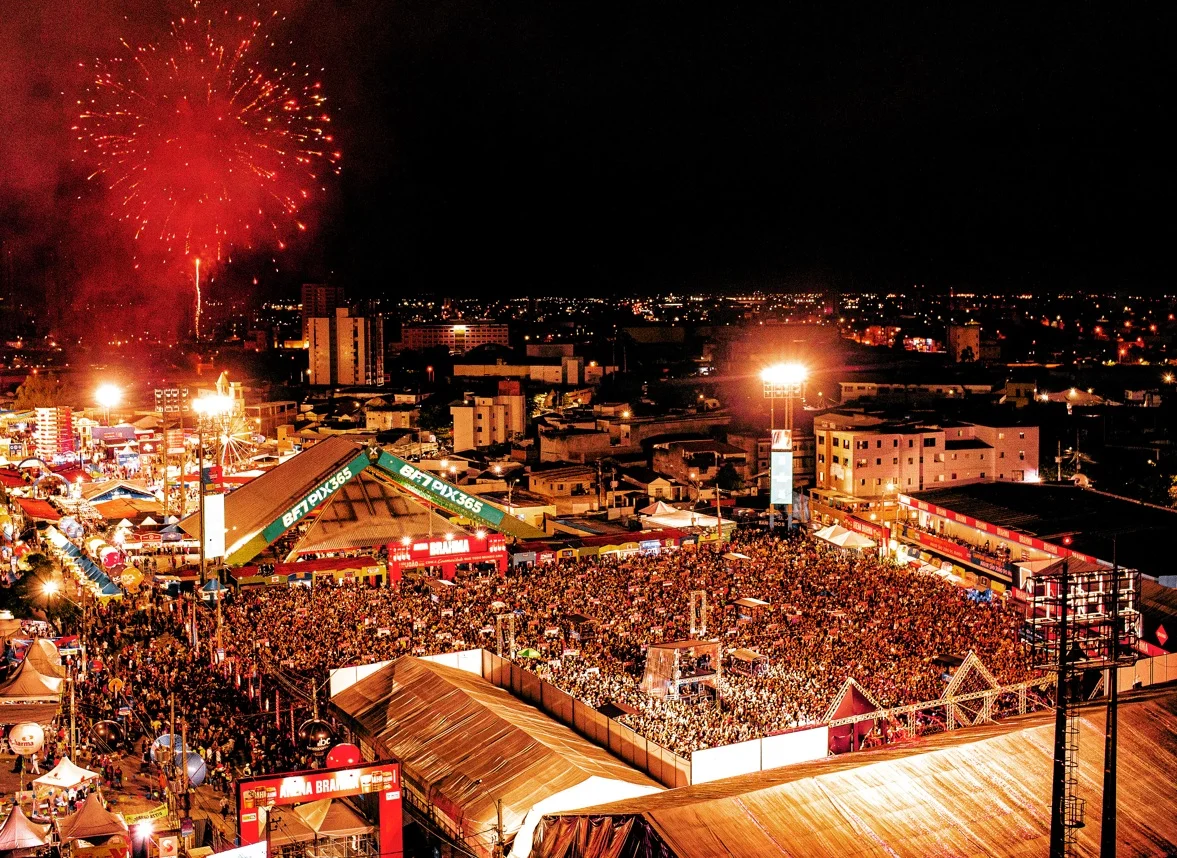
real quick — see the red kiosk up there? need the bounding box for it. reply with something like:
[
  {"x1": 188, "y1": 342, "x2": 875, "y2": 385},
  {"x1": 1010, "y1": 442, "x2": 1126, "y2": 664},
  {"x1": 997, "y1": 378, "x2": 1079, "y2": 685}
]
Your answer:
[
  {"x1": 389, "y1": 532, "x2": 507, "y2": 580},
  {"x1": 236, "y1": 760, "x2": 403, "y2": 858}
]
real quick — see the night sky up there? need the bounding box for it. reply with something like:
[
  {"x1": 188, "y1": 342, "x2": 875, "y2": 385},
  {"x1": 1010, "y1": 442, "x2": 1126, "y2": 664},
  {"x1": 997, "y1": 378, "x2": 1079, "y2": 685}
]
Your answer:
[{"x1": 1, "y1": 2, "x2": 1172, "y2": 310}]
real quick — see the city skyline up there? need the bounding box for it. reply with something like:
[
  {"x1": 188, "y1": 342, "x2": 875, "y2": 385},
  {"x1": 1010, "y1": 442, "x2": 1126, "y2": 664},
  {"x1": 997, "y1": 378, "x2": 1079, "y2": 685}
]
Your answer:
[{"x1": 0, "y1": 3, "x2": 1171, "y2": 327}]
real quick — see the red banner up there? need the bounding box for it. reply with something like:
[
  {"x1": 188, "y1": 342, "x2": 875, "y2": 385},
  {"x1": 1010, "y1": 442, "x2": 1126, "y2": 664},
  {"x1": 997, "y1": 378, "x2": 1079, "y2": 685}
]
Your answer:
[
  {"x1": 238, "y1": 761, "x2": 402, "y2": 858},
  {"x1": 910, "y1": 530, "x2": 971, "y2": 563}
]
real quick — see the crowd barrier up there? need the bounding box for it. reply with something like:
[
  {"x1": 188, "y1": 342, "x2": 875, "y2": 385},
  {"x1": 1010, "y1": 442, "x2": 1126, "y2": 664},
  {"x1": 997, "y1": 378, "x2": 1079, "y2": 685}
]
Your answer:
[
  {"x1": 1118, "y1": 651, "x2": 1177, "y2": 692},
  {"x1": 338, "y1": 647, "x2": 1177, "y2": 789},
  {"x1": 480, "y1": 650, "x2": 693, "y2": 788}
]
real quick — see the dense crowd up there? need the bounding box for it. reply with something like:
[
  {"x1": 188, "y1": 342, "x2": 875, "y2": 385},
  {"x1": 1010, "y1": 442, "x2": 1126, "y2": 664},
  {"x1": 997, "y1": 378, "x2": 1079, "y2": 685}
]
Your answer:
[
  {"x1": 75, "y1": 597, "x2": 316, "y2": 785},
  {"x1": 216, "y1": 531, "x2": 1033, "y2": 754}
]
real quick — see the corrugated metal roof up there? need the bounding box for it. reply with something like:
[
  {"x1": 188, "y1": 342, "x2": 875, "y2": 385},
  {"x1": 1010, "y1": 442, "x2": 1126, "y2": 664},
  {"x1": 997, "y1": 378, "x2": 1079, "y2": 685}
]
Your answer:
[
  {"x1": 180, "y1": 436, "x2": 365, "y2": 552},
  {"x1": 333, "y1": 657, "x2": 661, "y2": 854},
  {"x1": 535, "y1": 686, "x2": 1177, "y2": 858}
]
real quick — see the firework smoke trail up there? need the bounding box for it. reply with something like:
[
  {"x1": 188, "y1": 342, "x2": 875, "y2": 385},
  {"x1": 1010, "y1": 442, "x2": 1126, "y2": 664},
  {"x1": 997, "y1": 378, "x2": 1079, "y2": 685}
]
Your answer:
[{"x1": 75, "y1": 8, "x2": 341, "y2": 334}]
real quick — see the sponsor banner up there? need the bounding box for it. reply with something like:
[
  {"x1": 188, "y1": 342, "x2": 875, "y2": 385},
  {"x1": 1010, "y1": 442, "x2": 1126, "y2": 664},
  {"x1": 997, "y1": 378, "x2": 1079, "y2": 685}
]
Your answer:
[
  {"x1": 379, "y1": 452, "x2": 506, "y2": 527},
  {"x1": 125, "y1": 803, "x2": 169, "y2": 824},
  {"x1": 908, "y1": 529, "x2": 971, "y2": 563},
  {"x1": 262, "y1": 452, "x2": 370, "y2": 543},
  {"x1": 844, "y1": 515, "x2": 888, "y2": 543},
  {"x1": 204, "y1": 492, "x2": 226, "y2": 560},
  {"x1": 971, "y1": 552, "x2": 1011, "y2": 577},
  {"x1": 770, "y1": 451, "x2": 793, "y2": 505}
]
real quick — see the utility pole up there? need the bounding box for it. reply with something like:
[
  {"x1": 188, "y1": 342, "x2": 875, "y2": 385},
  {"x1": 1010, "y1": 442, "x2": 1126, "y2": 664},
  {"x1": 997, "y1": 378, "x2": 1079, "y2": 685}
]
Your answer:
[
  {"x1": 70, "y1": 676, "x2": 76, "y2": 757},
  {"x1": 1101, "y1": 543, "x2": 1120, "y2": 858},
  {"x1": 1048, "y1": 559, "x2": 1070, "y2": 858},
  {"x1": 714, "y1": 484, "x2": 723, "y2": 544},
  {"x1": 495, "y1": 798, "x2": 504, "y2": 858}
]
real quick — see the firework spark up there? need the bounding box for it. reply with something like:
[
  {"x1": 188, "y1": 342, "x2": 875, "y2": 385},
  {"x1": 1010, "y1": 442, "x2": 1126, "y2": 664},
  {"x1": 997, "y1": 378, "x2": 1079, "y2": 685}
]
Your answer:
[{"x1": 75, "y1": 9, "x2": 340, "y2": 326}]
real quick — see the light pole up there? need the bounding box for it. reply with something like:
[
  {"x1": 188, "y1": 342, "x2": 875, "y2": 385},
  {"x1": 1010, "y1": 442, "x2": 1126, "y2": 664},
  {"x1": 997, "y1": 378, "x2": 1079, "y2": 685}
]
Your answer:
[
  {"x1": 689, "y1": 471, "x2": 699, "y2": 527},
  {"x1": 192, "y1": 394, "x2": 232, "y2": 659},
  {"x1": 761, "y1": 362, "x2": 807, "y2": 530}
]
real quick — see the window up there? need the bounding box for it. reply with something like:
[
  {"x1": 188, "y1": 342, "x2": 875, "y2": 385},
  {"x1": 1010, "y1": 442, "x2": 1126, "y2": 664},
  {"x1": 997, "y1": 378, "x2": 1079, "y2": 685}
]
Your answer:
[
  {"x1": 893, "y1": 457, "x2": 898, "y2": 465},
  {"x1": 952, "y1": 453, "x2": 958, "y2": 460},
  {"x1": 843, "y1": 439, "x2": 850, "y2": 450},
  {"x1": 908, "y1": 457, "x2": 914, "y2": 465},
  {"x1": 907, "y1": 477, "x2": 913, "y2": 485},
  {"x1": 924, "y1": 437, "x2": 936, "y2": 447},
  {"x1": 1019, "y1": 451, "x2": 1026, "y2": 460},
  {"x1": 980, "y1": 453, "x2": 985, "y2": 460},
  {"x1": 893, "y1": 439, "x2": 899, "y2": 447},
  {"x1": 1019, "y1": 432, "x2": 1026, "y2": 440},
  {"x1": 951, "y1": 472, "x2": 957, "y2": 480},
  {"x1": 818, "y1": 453, "x2": 825, "y2": 463},
  {"x1": 833, "y1": 455, "x2": 840, "y2": 464},
  {"x1": 980, "y1": 472, "x2": 986, "y2": 479},
  {"x1": 876, "y1": 440, "x2": 882, "y2": 448},
  {"x1": 1000, "y1": 451, "x2": 1005, "y2": 459},
  {"x1": 876, "y1": 478, "x2": 883, "y2": 486},
  {"x1": 908, "y1": 439, "x2": 915, "y2": 448},
  {"x1": 857, "y1": 459, "x2": 868, "y2": 468},
  {"x1": 876, "y1": 458, "x2": 882, "y2": 465},
  {"x1": 937, "y1": 474, "x2": 945, "y2": 481},
  {"x1": 998, "y1": 432, "x2": 1005, "y2": 440},
  {"x1": 861, "y1": 479, "x2": 866, "y2": 486}
]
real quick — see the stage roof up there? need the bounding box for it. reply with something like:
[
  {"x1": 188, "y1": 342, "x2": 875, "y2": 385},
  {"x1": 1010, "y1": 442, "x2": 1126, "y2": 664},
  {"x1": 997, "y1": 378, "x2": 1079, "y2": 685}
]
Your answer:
[
  {"x1": 536, "y1": 685, "x2": 1177, "y2": 858},
  {"x1": 332, "y1": 657, "x2": 661, "y2": 857},
  {"x1": 180, "y1": 436, "x2": 366, "y2": 558},
  {"x1": 291, "y1": 469, "x2": 464, "y2": 556},
  {"x1": 908, "y1": 482, "x2": 1177, "y2": 580}
]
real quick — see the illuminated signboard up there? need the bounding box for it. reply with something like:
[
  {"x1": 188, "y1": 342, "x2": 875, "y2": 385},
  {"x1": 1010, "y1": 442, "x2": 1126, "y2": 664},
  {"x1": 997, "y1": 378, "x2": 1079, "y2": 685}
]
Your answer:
[
  {"x1": 391, "y1": 534, "x2": 507, "y2": 566},
  {"x1": 378, "y1": 452, "x2": 506, "y2": 527},
  {"x1": 771, "y1": 451, "x2": 793, "y2": 505},
  {"x1": 262, "y1": 451, "x2": 371, "y2": 543},
  {"x1": 237, "y1": 761, "x2": 401, "y2": 858}
]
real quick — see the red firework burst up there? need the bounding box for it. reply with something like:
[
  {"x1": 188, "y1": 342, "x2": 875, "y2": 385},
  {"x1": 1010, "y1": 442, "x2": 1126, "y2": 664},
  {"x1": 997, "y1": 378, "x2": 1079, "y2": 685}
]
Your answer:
[{"x1": 75, "y1": 10, "x2": 340, "y2": 269}]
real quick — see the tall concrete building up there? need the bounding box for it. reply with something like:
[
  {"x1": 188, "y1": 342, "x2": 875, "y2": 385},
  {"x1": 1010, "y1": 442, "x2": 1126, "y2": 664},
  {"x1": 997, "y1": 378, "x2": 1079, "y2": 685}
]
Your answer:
[
  {"x1": 301, "y1": 283, "x2": 346, "y2": 341},
  {"x1": 450, "y1": 381, "x2": 525, "y2": 451},
  {"x1": 308, "y1": 307, "x2": 385, "y2": 387},
  {"x1": 34, "y1": 407, "x2": 76, "y2": 459}
]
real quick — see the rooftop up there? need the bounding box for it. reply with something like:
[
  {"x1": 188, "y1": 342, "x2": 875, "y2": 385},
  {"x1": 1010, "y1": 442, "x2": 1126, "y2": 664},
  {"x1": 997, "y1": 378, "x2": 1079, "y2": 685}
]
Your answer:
[{"x1": 908, "y1": 482, "x2": 1177, "y2": 581}]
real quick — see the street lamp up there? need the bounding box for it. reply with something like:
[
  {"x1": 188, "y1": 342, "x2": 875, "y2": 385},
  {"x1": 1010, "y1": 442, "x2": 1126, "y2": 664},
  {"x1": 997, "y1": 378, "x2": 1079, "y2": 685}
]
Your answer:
[
  {"x1": 95, "y1": 383, "x2": 122, "y2": 426},
  {"x1": 761, "y1": 362, "x2": 807, "y2": 529}
]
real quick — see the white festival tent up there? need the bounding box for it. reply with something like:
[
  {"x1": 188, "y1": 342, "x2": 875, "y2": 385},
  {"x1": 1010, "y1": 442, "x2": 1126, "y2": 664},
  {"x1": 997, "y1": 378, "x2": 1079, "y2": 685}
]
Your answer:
[
  {"x1": 0, "y1": 803, "x2": 51, "y2": 852},
  {"x1": 814, "y1": 524, "x2": 877, "y2": 551},
  {"x1": 33, "y1": 756, "x2": 101, "y2": 791},
  {"x1": 637, "y1": 500, "x2": 679, "y2": 516},
  {"x1": 641, "y1": 509, "x2": 733, "y2": 530}
]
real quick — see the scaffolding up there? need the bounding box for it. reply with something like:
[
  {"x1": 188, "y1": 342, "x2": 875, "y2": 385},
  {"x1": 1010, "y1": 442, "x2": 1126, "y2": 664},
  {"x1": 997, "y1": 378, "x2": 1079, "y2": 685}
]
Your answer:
[
  {"x1": 689, "y1": 590, "x2": 708, "y2": 637},
  {"x1": 495, "y1": 613, "x2": 516, "y2": 659},
  {"x1": 1025, "y1": 559, "x2": 1140, "y2": 858}
]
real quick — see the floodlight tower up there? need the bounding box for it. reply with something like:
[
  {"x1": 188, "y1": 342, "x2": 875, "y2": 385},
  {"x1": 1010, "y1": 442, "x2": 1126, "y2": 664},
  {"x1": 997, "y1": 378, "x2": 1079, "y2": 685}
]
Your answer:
[
  {"x1": 1025, "y1": 557, "x2": 1140, "y2": 858},
  {"x1": 761, "y1": 363, "x2": 807, "y2": 529}
]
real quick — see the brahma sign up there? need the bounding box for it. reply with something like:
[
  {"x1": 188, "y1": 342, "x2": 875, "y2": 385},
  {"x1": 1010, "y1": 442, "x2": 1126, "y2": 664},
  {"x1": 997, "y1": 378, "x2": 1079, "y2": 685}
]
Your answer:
[{"x1": 236, "y1": 761, "x2": 402, "y2": 858}]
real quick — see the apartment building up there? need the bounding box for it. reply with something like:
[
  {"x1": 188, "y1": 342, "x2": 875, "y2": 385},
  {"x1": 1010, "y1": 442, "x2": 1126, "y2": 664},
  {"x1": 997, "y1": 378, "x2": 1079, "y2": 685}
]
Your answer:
[
  {"x1": 814, "y1": 411, "x2": 1039, "y2": 499},
  {"x1": 450, "y1": 381, "x2": 526, "y2": 451}
]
